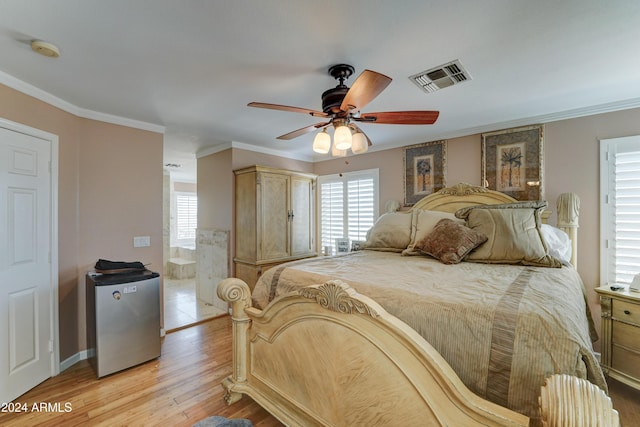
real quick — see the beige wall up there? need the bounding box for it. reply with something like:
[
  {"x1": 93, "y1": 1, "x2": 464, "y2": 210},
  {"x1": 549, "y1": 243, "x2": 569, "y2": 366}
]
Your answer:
[
  {"x1": 313, "y1": 135, "x2": 485, "y2": 214},
  {"x1": 0, "y1": 84, "x2": 163, "y2": 361},
  {"x1": 231, "y1": 148, "x2": 314, "y2": 173},
  {"x1": 174, "y1": 181, "x2": 197, "y2": 193},
  {"x1": 544, "y1": 109, "x2": 640, "y2": 344},
  {"x1": 77, "y1": 120, "x2": 163, "y2": 350},
  {"x1": 314, "y1": 148, "x2": 406, "y2": 213},
  {"x1": 198, "y1": 148, "x2": 234, "y2": 232}
]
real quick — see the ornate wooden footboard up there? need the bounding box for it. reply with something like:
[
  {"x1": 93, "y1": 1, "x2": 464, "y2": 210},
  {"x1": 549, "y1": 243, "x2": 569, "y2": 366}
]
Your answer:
[{"x1": 217, "y1": 278, "x2": 530, "y2": 426}]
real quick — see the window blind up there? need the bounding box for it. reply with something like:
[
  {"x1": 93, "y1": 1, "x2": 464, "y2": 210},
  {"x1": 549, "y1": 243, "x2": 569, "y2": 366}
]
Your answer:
[
  {"x1": 601, "y1": 136, "x2": 640, "y2": 286},
  {"x1": 176, "y1": 193, "x2": 198, "y2": 241},
  {"x1": 320, "y1": 181, "x2": 344, "y2": 251},
  {"x1": 318, "y1": 169, "x2": 379, "y2": 254},
  {"x1": 347, "y1": 178, "x2": 375, "y2": 242}
]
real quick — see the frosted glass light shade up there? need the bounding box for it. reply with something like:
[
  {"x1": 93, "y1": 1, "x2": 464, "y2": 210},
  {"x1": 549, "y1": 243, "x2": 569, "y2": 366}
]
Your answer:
[
  {"x1": 312, "y1": 130, "x2": 331, "y2": 153},
  {"x1": 333, "y1": 125, "x2": 352, "y2": 150},
  {"x1": 331, "y1": 142, "x2": 347, "y2": 157},
  {"x1": 351, "y1": 132, "x2": 368, "y2": 154}
]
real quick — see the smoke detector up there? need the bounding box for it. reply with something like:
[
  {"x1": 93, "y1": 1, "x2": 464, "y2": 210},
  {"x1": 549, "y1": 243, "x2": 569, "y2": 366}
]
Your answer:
[
  {"x1": 409, "y1": 60, "x2": 471, "y2": 93},
  {"x1": 31, "y1": 40, "x2": 60, "y2": 58}
]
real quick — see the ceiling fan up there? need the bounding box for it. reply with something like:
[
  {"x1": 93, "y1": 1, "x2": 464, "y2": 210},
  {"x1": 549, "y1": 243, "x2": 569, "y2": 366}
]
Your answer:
[{"x1": 248, "y1": 64, "x2": 439, "y2": 155}]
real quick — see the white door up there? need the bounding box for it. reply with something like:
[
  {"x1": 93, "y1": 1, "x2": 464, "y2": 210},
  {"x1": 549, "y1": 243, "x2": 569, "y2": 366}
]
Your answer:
[{"x1": 0, "y1": 123, "x2": 57, "y2": 403}]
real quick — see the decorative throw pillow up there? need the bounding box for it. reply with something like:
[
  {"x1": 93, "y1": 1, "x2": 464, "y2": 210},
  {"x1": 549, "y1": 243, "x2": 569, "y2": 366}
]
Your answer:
[
  {"x1": 403, "y1": 209, "x2": 464, "y2": 255},
  {"x1": 415, "y1": 219, "x2": 488, "y2": 264},
  {"x1": 362, "y1": 211, "x2": 413, "y2": 252},
  {"x1": 455, "y1": 201, "x2": 562, "y2": 268}
]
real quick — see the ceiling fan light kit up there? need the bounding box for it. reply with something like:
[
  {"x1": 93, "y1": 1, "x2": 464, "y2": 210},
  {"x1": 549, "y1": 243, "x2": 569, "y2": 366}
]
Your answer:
[
  {"x1": 312, "y1": 129, "x2": 331, "y2": 154},
  {"x1": 351, "y1": 131, "x2": 368, "y2": 154},
  {"x1": 331, "y1": 143, "x2": 347, "y2": 158},
  {"x1": 333, "y1": 123, "x2": 353, "y2": 150},
  {"x1": 249, "y1": 63, "x2": 439, "y2": 156}
]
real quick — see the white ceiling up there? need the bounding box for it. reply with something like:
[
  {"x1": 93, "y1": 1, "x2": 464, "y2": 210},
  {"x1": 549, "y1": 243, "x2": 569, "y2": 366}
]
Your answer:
[{"x1": 2, "y1": 1, "x2": 640, "y2": 182}]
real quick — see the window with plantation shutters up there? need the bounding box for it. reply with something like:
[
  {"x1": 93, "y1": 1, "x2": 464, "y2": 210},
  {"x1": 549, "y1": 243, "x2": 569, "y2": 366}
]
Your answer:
[
  {"x1": 176, "y1": 192, "x2": 198, "y2": 241},
  {"x1": 318, "y1": 169, "x2": 379, "y2": 254},
  {"x1": 600, "y1": 136, "x2": 640, "y2": 287}
]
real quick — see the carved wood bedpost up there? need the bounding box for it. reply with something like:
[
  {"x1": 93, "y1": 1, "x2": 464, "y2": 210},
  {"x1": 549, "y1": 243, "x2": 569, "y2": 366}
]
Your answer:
[
  {"x1": 217, "y1": 278, "x2": 252, "y2": 404},
  {"x1": 557, "y1": 193, "x2": 580, "y2": 269},
  {"x1": 539, "y1": 374, "x2": 619, "y2": 427}
]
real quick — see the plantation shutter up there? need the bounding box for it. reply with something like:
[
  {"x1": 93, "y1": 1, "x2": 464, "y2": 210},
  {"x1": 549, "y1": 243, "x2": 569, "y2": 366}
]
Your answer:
[
  {"x1": 176, "y1": 193, "x2": 198, "y2": 240},
  {"x1": 320, "y1": 181, "x2": 344, "y2": 251},
  {"x1": 347, "y1": 177, "x2": 375, "y2": 242},
  {"x1": 318, "y1": 169, "x2": 379, "y2": 254},
  {"x1": 601, "y1": 136, "x2": 640, "y2": 286}
]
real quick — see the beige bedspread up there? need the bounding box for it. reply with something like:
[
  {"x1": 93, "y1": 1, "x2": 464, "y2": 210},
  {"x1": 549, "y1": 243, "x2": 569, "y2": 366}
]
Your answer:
[{"x1": 252, "y1": 250, "x2": 606, "y2": 421}]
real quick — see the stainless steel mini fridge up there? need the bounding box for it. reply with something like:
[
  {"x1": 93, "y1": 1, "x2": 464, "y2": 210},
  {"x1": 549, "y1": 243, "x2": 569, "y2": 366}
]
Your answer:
[{"x1": 86, "y1": 270, "x2": 161, "y2": 378}]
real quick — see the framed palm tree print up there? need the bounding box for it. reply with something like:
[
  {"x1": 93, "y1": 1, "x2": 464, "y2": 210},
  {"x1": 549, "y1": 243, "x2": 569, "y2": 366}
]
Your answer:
[
  {"x1": 481, "y1": 125, "x2": 543, "y2": 201},
  {"x1": 403, "y1": 140, "x2": 446, "y2": 206}
]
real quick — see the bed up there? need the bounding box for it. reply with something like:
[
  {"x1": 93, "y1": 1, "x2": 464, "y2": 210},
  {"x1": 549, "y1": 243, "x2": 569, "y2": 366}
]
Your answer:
[{"x1": 217, "y1": 183, "x2": 607, "y2": 426}]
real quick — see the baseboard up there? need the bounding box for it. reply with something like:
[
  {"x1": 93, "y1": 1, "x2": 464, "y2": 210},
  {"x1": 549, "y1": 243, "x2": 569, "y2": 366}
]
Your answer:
[
  {"x1": 59, "y1": 349, "x2": 91, "y2": 372},
  {"x1": 60, "y1": 329, "x2": 166, "y2": 372}
]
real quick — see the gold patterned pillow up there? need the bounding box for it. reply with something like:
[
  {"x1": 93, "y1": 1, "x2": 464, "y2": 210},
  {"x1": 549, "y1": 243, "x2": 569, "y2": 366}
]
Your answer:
[
  {"x1": 362, "y1": 211, "x2": 413, "y2": 252},
  {"x1": 455, "y1": 202, "x2": 562, "y2": 268}
]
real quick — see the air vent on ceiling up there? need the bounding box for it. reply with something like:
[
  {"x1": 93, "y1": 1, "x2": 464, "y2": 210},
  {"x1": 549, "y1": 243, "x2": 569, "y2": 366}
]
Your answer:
[{"x1": 409, "y1": 60, "x2": 471, "y2": 93}]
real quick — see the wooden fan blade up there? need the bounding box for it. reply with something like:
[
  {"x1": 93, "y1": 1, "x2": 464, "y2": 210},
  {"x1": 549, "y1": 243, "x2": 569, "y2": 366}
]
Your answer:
[
  {"x1": 277, "y1": 122, "x2": 331, "y2": 140},
  {"x1": 248, "y1": 102, "x2": 328, "y2": 118},
  {"x1": 350, "y1": 124, "x2": 373, "y2": 147},
  {"x1": 355, "y1": 111, "x2": 440, "y2": 125},
  {"x1": 339, "y1": 70, "x2": 392, "y2": 113}
]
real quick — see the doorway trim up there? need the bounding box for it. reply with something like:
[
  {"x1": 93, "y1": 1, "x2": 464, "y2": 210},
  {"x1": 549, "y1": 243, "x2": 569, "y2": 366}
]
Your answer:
[{"x1": 0, "y1": 117, "x2": 59, "y2": 377}]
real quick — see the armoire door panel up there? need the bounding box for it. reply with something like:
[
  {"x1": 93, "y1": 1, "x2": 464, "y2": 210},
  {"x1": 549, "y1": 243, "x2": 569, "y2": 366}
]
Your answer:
[
  {"x1": 290, "y1": 177, "x2": 313, "y2": 255},
  {"x1": 260, "y1": 173, "x2": 290, "y2": 260}
]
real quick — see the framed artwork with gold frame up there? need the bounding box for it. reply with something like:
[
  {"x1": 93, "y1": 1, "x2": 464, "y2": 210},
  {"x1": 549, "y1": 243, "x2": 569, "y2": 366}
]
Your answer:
[
  {"x1": 481, "y1": 125, "x2": 543, "y2": 201},
  {"x1": 403, "y1": 140, "x2": 447, "y2": 206}
]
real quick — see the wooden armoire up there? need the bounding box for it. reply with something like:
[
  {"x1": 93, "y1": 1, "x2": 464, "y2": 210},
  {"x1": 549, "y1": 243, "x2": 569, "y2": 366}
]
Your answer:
[{"x1": 234, "y1": 165, "x2": 317, "y2": 289}]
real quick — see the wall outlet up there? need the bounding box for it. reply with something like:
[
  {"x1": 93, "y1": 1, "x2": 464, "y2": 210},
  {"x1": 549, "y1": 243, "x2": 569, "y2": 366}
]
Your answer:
[{"x1": 133, "y1": 236, "x2": 150, "y2": 247}]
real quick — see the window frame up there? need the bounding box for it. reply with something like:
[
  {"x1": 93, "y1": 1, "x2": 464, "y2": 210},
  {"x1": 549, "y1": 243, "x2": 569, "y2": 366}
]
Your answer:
[
  {"x1": 317, "y1": 168, "x2": 379, "y2": 255},
  {"x1": 600, "y1": 135, "x2": 640, "y2": 287},
  {"x1": 174, "y1": 191, "x2": 198, "y2": 246}
]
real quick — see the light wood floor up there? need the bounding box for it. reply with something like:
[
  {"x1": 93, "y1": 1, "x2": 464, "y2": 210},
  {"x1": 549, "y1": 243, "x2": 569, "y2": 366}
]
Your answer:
[
  {"x1": 2, "y1": 315, "x2": 639, "y2": 427},
  {"x1": 0, "y1": 316, "x2": 282, "y2": 427}
]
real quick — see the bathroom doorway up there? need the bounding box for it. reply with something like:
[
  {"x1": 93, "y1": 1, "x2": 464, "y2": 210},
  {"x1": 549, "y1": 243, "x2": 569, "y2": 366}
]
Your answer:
[{"x1": 163, "y1": 167, "x2": 224, "y2": 331}]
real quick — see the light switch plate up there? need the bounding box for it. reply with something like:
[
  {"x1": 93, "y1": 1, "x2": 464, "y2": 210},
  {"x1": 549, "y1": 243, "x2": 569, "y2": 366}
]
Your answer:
[{"x1": 133, "y1": 236, "x2": 150, "y2": 247}]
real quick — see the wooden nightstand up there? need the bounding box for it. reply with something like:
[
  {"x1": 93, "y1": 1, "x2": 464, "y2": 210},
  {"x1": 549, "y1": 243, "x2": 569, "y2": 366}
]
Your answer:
[{"x1": 595, "y1": 285, "x2": 640, "y2": 390}]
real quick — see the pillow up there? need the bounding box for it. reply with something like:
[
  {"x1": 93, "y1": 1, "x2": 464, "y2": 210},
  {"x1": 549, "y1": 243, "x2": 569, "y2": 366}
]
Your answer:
[
  {"x1": 362, "y1": 211, "x2": 412, "y2": 252},
  {"x1": 455, "y1": 202, "x2": 562, "y2": 268},
  {"x1": 403, "y1": 209, "x2": 464, "y2": 255},
  {"x1": 540, "y1": 224, "x2": 572, "y2": 265},
  {"x1": 415, "y1": 219, "x2": 488, "y2": 264}
]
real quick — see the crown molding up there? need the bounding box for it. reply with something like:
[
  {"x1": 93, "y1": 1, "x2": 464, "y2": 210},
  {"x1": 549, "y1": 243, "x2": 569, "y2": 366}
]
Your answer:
[
  {"x1": 0, "y1": 70, "x2": 165, "y2": 134},
  {"x1": 197, "y1": 141, "x2": 315, "y2": 162},
  {"x1": 196, "y1": 142, "x2": 233, "y2": 158},
  {"x1": 379, "y1": 96, "x2": 640, "y2": 152}
]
